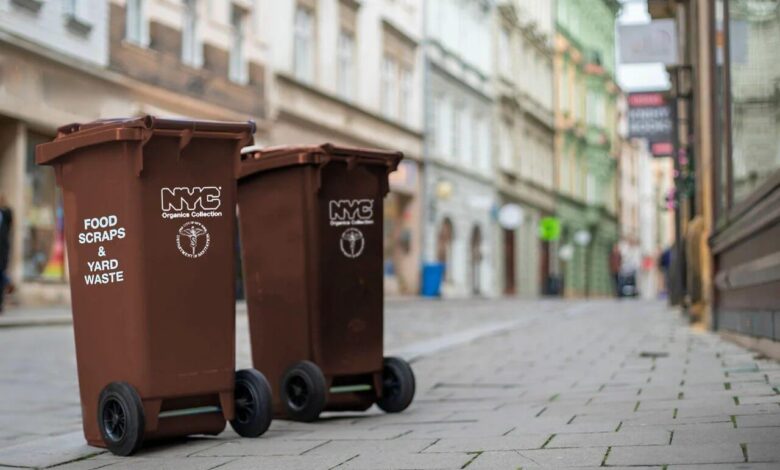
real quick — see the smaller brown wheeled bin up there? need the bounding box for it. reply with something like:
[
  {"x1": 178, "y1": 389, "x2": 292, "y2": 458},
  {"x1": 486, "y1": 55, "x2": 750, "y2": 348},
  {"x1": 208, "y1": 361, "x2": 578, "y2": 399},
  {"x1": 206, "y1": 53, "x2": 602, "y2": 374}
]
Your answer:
[
  {"x1": 36, "y1": 116, "x2": 273, "y2": 456},
  {"x1": 237, "y1": 144, "x2": 415, "y2": 422}
]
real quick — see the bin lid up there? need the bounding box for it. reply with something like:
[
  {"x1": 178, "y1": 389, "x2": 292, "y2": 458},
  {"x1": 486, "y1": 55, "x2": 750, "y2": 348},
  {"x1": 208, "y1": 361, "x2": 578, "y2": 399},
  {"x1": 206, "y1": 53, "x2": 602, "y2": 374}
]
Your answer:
[
  {"x1": 37, "y1": 115, "x2": 256, "y2": 166},
  {"x1": 238, "y1": 143, "x2": 403, "y2": 180}
]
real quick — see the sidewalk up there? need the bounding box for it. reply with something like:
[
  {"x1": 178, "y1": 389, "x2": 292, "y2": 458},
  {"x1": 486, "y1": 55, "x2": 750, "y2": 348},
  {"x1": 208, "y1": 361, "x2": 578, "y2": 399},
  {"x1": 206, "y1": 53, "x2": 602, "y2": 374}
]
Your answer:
[{"x1": 1, "y1": 299, "x2": 779, "y2": 469}]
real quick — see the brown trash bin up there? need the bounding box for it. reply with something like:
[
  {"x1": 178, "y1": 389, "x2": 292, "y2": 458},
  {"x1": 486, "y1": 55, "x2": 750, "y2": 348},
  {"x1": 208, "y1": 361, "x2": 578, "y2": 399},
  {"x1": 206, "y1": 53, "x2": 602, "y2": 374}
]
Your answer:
[
  {"x1": 36, "y1": 116, "x2": 273, "y2": 456},
  {"x1": 237, "y1": 144, "x2": 415, "y2": 422}
]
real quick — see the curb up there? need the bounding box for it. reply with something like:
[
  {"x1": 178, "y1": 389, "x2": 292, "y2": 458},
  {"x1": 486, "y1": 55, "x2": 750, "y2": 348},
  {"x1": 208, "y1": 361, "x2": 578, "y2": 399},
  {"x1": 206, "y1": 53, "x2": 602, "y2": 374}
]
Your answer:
[{"x1": 0, "y1": 315, "x2": 73, "y2": 329}]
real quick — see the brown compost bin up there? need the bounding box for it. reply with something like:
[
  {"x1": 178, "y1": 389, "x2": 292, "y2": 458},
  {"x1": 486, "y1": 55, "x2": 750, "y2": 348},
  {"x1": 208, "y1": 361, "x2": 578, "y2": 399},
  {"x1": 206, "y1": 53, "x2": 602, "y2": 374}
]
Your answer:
[
  {"x1": 36, "y1": 116, "x2": 273, "y2": 456},
  {"x1": 237, "y1": 144, "x2": 415, "y2": 422}
]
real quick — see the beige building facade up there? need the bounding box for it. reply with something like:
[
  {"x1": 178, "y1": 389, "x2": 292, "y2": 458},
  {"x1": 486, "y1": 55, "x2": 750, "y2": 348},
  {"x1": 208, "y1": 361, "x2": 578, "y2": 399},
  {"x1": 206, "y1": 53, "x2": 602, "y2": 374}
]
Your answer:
[
  {"x1": 0, "y1": 0, "x2": 272, "y2": 304},
  {"x1": 493, "y1": 0, "x2": 556, "y2": 296}
]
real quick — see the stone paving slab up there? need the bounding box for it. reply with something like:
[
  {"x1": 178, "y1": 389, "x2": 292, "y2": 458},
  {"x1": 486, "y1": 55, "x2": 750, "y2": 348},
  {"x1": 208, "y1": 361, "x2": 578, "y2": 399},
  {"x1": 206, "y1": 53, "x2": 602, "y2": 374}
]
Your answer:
[
  {"x1": 335, "y1": 451, "x2": 471, "y2": 469},
  {"x1": 607, "y1": 443, "x2": 746, "y2": 466},
  {"x1": 0, "y1": 432, "x2": 103, "y2": 469},
  {"x1": 421, "y1": 434, "x2": 548, "y2": 453},
  {"x1": 745, "y1": 442, "x2": 780, "y2": 463},
  {"x1": 667, "y1": 465, "x2": 779, "y2": 470},
  {"x1": 465, "y1": 447, "x2": 609, "y2": 468},
  {"x1": 546, "y1": 428, "x2": 670, "y2": 448}
]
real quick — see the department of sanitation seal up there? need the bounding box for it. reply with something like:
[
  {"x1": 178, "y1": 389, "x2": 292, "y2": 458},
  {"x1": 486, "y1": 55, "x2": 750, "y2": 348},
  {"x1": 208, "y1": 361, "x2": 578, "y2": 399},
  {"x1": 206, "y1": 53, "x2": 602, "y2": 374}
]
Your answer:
[
  {"x1": 340, "y1": 228, "x2": 365, "y2": 258},
  {"x1": 176, "y1": 221, "x2": 210, "y2": 258}
]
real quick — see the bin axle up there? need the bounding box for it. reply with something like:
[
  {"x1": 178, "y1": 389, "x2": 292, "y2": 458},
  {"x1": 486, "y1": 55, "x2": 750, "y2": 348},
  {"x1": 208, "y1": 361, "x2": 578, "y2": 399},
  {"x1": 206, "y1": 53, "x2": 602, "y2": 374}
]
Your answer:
[
  {"x1": 329, "y1": 384, "x2": 372, "y2": 394},
  {"x1": 157, "y1": 405, "x2": 221, "y2": 419}
]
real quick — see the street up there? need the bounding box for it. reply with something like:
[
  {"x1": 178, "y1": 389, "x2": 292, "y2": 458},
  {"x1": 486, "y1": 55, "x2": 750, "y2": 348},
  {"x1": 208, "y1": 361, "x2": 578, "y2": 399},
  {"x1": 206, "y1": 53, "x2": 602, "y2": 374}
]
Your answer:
[{"x1": 0, "y1": 299, "x2": 779, "y2": 469}]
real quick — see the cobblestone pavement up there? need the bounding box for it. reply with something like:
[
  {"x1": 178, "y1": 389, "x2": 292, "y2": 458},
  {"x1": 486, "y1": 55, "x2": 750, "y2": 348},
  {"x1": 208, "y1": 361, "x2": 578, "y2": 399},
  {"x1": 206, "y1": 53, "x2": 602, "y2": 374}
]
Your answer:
[{"x1": 1, "y1": 299, "x2": 779, "y2": 469}]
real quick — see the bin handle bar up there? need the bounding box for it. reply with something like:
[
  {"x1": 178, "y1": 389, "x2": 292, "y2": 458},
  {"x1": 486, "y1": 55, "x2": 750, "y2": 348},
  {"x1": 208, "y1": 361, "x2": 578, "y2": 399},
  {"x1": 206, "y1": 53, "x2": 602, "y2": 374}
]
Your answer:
[
  {"x1": 310, "y1": 152, "x2": 332, "y2": 192},
  {"x1": 36, "y1": 127, "x2": 152, "y2": 166},
  {"x1": 134, "y1": 130, "x2": 154, "y2": 177}
]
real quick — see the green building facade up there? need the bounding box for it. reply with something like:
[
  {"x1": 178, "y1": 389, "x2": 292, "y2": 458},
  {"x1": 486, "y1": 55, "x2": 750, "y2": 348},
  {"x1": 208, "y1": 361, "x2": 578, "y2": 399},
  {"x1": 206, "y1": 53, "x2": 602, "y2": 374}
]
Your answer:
[{"x1": 554, "y1": 0, "x2": 621, "y2": 297}]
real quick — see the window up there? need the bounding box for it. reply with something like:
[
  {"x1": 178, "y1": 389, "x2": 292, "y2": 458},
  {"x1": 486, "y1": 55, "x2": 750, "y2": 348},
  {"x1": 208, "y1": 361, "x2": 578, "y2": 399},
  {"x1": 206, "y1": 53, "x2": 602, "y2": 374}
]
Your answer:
[
  {"x1": 499, "y1": 120, "x2": 513, "y2": 170},
  {"x1": 63, "y1": 0, "x2": 92, "y2": 34},
  {"x1": 430, "y1": 94, "x2": 441, "y2": 153},
  {"x1": 64, "y1": 0, "x2": 86, "y2": 20},
  {"x1": 294, "y1": 5, "x2": 315, "y2": 83},
  {"x1": 23, "y1": 132, "x2": 65, "y2": 283},
  {"x1": 475, "y1": 115, "x2": 490, "y2": 172},
  {"x1": 452, "y1": 104, "x2": 463, "y2": 161},
  {"x1": 181, "y1": 0, "x2": 202, "y2": 67},
  {"x1": 337, "y1": 29, "x2": 355, "y2": 101},
  {"x1": 498, "y1": 26, "x2": 511, "y2": 76},
  {"x1": 560, "y1": 62, "x2": 569, "y2": 113},
  {"x1": 399, "y1": 66, "x2": 412, "y2": 125},
  {"x1": 461, "y1": 110, "x2": 472, "y2": 167},
  {"x1": 725, "y1": 0, "x2": 780, "y2": 205},
  {"x1": 382, "y1": 24, "x2": 416, "y2": 124},
  {"x1": 381, "y1": 56, "x2": 398, "y2": 119},
  {"x1": 125, "y1": 0, "x2": 148, "y2": 46},
  {"x1": 439, "y1": 98, "x2": 453, "y2": 159},
  {"x1": 229, "y1": 5, "x2": 248, "y2": 84}
]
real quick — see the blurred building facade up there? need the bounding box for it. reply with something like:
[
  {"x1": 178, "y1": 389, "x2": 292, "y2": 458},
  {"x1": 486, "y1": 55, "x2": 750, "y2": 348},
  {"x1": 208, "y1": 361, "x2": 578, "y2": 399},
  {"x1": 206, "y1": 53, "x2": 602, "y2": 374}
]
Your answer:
[
  {"x1": 617, "y1": 94, "x2": 675, "y2": 300},
  {"x1": 0, "y1": 0, "x2": 272, "y2": 304},
  {"x1": 0, "y1": 0, "x2": 110, "y2": 304},
  {"x1": 553, "y1": 0, "x2": 621, "y2": 297},
  {"x1": 650, "y1": 0, "x2": 780, "y2": 355},
  {"x1": 259, "y1": 0, "x2": 424, "y2": 296},
  {"x1": 0, "y1": 0, "x2": 668, "y2": 306},
  {"x1": 493, "y1": 0, "x2": 556, "y2": 297},
  {"x1": 422, "y1": 0, "x2": 496, "y2": 297}
]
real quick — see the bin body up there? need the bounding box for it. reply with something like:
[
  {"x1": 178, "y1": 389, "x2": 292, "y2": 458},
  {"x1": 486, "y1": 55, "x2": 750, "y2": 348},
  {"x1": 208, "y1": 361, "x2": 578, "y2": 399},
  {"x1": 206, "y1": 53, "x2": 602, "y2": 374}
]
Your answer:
[
  {"x1": 238, "y1": 145, "x2": 401, "y2": 413},
  {"x1": 36, "y1": 117, "x2": 253, "y2": 446},
  {"x1": 421, "y1": 263, "x2": 445, "y2": 297}
]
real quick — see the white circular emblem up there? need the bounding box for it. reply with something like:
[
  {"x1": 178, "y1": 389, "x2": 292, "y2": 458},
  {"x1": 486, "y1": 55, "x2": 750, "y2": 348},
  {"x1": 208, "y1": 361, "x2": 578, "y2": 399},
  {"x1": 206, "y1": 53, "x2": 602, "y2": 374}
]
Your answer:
[
  {"x1": 340, "y1": 228, "x2": 365, "y2": 259},
  {"x1": 176, "y1": 221, "x2": 210, "y2": 258}
]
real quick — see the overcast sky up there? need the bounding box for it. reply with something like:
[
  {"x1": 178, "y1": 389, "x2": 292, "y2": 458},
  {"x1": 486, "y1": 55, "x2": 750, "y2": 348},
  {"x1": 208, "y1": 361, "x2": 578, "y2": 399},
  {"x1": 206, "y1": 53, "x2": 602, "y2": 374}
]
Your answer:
[{"x1": 616, "y1": 0, "x2": 671, "y2": 92}]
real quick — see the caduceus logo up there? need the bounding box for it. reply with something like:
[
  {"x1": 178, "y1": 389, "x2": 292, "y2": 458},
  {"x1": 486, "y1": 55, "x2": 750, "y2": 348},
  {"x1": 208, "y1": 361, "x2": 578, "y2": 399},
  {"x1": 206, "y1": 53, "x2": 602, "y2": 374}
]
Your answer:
[
  {"x1": 176, "y1": 221, "x2": 210, "y2": 258},
  {"x1": 340, "y1": 228, "x2": 365, "y2": 259}
]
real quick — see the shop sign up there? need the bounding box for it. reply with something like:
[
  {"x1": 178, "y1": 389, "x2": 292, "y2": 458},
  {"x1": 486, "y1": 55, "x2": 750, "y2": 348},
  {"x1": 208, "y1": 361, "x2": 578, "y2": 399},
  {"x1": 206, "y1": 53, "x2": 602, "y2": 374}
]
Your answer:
[
  {"x1": 618, "y1": 20, "x2": 678, "y2": 65},
  {"x1": 539, "y1": 217, "x2": 561, "y2": 241},
  {"x1": 628, "y1": 91, "x2": 674, "y2": 157}
]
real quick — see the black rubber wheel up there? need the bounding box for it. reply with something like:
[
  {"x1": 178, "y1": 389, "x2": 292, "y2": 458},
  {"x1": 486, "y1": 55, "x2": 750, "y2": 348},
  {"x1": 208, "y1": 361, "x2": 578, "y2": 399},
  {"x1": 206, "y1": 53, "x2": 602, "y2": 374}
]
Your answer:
[
  {"x1": 229, "y1": 368, "x2": 273, "y2": 438},
  {"x1": 97, "y1": 382, "x2": 145, "y2": 456},
  {"x1": 280, "y1": 360, "x2": 327, "y2": 422},
  {"x1": 376, "y1": 357, "x2": 415, "y2": 413}
]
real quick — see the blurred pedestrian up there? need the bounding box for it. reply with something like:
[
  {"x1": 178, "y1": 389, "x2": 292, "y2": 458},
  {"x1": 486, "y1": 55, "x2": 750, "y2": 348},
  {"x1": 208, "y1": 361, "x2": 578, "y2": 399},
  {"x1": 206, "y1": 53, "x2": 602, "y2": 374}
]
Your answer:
[
  {"x1": 609, "y1": 244, "x2": 622, "y2": 298},
  {"x1": 0, "y1": 193, "x2": 12, "y2": 313},
  {"x1": 659, "y1": 247, "x2": 672, "y2": 298}
]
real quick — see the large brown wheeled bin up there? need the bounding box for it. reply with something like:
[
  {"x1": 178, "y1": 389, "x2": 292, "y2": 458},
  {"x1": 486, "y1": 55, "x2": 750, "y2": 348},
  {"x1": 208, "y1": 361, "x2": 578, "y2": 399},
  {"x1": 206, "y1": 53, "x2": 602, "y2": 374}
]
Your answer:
[
  {"x1": 237, "y1": 144, "x2": 415, "y2": 422},
  {"x1": 36, "y1": 116, "x2": 273, "y2": 456}
]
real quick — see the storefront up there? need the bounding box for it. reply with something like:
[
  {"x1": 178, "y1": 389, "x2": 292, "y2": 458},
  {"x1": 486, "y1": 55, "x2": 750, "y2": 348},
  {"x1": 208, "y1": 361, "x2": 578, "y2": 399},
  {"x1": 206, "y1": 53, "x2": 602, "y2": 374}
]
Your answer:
[
  {"x1": 0, "y1": 35, "x2": 272, "y2": 306},
  {"x1": 709, "y1": 0, "x2": 780, "y2": 342},
  {"x1": 425, "y1": 168, "x2": 497, "y2": 298},
  {"x1": 385, "y1": 160, "x2": 422, "y2": 295},
  {"x1": 651, "y1": 0, "x2": 780, "y2": 348}
]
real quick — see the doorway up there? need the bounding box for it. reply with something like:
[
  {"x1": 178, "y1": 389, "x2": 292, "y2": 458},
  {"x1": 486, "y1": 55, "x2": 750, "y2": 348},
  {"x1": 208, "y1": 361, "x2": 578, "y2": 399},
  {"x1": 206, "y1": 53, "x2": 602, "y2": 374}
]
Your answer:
[
  {"x1": 503, "y1": 228, "x2": 516, "y2": 295},
  {"x1": 470, "y1": 225, "x2": 482, "y2": 295},
  {"x1": 436, "y1": 218, "x2": 454, "y2": 282}
]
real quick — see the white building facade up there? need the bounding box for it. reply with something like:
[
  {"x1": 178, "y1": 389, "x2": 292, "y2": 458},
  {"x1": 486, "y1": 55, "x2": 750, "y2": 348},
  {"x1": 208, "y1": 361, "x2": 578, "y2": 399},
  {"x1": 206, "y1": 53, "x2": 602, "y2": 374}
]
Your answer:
[
  {"x1": 0, "y1": 0, "x2": 272, "y2": 304},
  {"x1": 423, "y1": 0, "x2": 496, "y2": 297}
]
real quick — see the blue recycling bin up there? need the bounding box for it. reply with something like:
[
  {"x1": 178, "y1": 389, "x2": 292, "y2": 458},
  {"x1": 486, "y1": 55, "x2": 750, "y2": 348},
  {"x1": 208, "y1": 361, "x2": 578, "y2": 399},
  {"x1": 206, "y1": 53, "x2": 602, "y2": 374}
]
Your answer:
[{"x1": 421, "y1": 263, "x2": 445, "y2": 298}]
